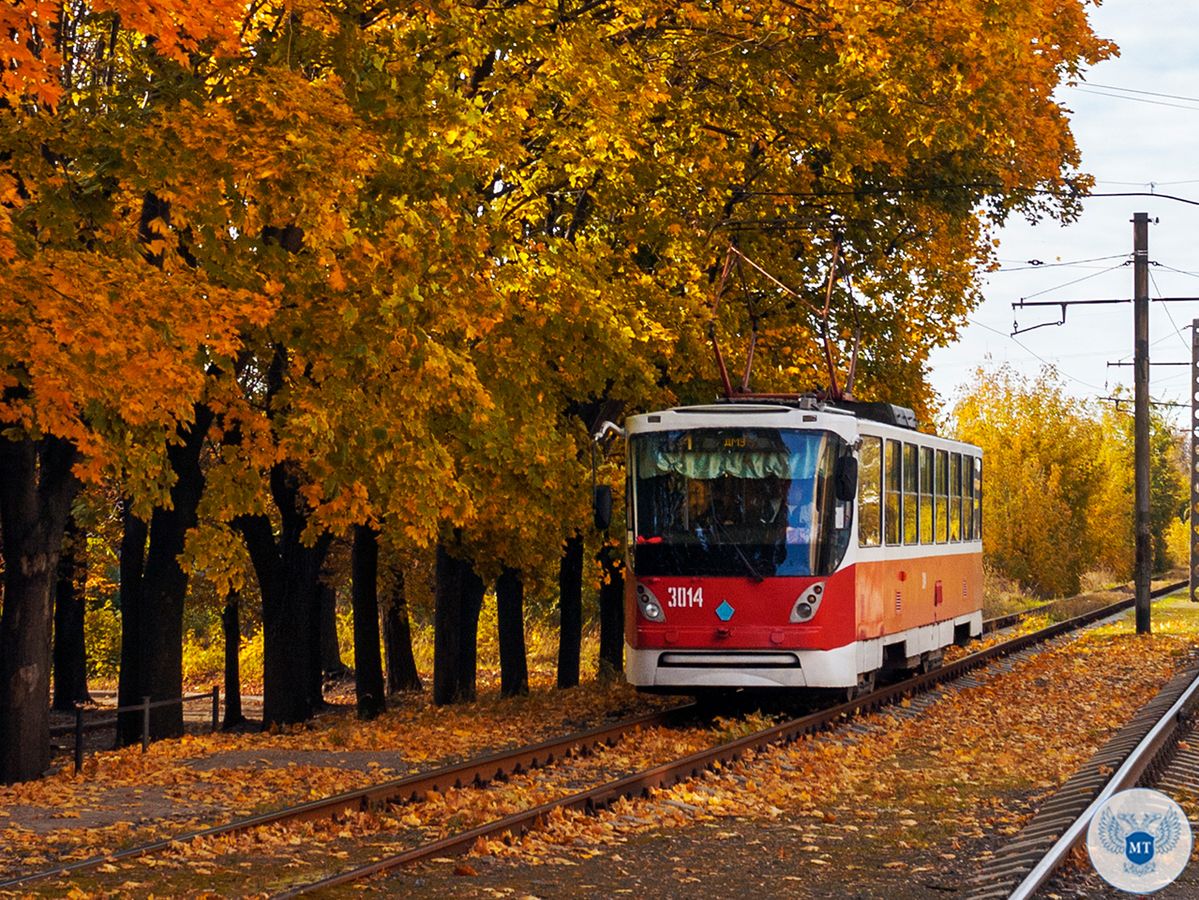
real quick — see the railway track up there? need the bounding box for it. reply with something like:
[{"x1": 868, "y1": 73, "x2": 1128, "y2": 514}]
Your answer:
[
  {"x1": 967, "y1": 626, "x2": 1199, "y2": 898},
  {"x1": 7, "y1": 580, "x2": 1182, "y2": 895},
  {"x1": 271, "y1": 581, "x2": 1187, "y2": 896},
  {"x1": 0, "y1": 704, "x2": 692, "y2": 891}
]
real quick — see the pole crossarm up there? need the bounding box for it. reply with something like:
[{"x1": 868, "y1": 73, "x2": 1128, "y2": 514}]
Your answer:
[
  {"x1": 1013, "y1": 296, "x2": 1199, "y2": 307},
  {"x1": 1011, "y1": 298, "x2": 1199, "y2": 337},
  {"x1": 1099, "y1": 396, "x2": 1187, "y2": 409},
  {"x1": 1014, "y1": 298, "x2": 1129, "y2": 308},
  {"x1": 1107, "y1": 361, "x2": 1190, "y2": 367}
]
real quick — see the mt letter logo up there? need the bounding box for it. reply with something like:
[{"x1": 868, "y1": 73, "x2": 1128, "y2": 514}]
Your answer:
[{"x1": 1087, "y1": 788, "x2": 1192, "y2": 892}]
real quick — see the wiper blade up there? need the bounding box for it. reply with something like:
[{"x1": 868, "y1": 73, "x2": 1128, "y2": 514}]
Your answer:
[{"x1": 707, "y1": 496, "x2": 765, "y2": 583}]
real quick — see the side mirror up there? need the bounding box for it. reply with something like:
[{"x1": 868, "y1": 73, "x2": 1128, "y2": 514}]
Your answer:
[
  {"x1": 593, "y1": 485, "x2": 613, "y2": 532},
  {"x1": 834, "y1": 456, "x2": 858, "y2": 503}
]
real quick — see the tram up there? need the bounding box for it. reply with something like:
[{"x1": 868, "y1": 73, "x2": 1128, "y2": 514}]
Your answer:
[{"x1": 617, "y1": 397, "x2": 983, "y2": 694}]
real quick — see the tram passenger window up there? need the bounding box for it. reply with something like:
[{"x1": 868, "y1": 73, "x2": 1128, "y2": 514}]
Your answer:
[
  {"x1": 858, "y1": 437, "x2": 881, "y2": 547},
  {"x1": 974, "y1": 457, "x2": 983, "y2": 540},
  {"x1": 919, "y1": 447, "x2": 934, "y2": 545},
  {"x1": 950, "y1": 453, "x2": 962, "y2": 541},
  {"x1": 962, "y1": 458, "x2": 973, "y2": 540},
  {"x1": 902, "y1": 443, "x2": 918, "y2": 544},
  {"x1": 884, "y1": 440, "x2": 902, "y2": 545},
  {"x1": 936, "y1": 449, "x2": 949, "y2": 543}
]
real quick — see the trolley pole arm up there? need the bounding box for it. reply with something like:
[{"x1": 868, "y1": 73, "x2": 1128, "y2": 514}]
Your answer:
[{"x1": 593, "y1": 421, "x2": 626, "y2": 443}]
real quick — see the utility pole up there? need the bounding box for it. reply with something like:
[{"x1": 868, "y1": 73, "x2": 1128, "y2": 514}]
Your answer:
[
  {"x1": 1012, "y1": 214, "x2": 1199, "y2": 631},
  {"x1": 1133, "y1": 212, "x2": 1151, "y2": 634},
  {"x1": 1192, "y1": 319, "x2": 1199, "y2": 604}
]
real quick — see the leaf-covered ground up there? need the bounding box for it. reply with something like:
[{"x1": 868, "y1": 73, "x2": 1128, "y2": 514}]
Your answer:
[
  {"x1": 384, "y1": 598, "x2": 1199, "y2": 897},
  {"x1": 0, "y1": 679, "x2": 676, "y2": 884},
  {"x1": 4, "y1": 593, "x2": 1195, "y2": 897}
]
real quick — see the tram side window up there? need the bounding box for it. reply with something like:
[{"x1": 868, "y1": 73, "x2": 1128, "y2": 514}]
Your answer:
[
  {"x1": 903, "y1": 443, "x2": 919, "y2": 544},
  {"x1": 963, "y1": 457, "x2": 974, "y2": 541},
  {"x1": 974, "y1": 457, "x2": 983, "y2": 540},
  {"x1": 950, "y1": 453, "x2": 962, "y2": 541},
  {"x1": 919, "y1": 446, "x2": 934, "y2": 546},
  {"x1": 936, "y1": 449, "x2": 949, "y2": 543},
  {"x1": 884, "y1": 439, "x2": 902, "y2": 545},
  {"x1": 858, "y1": 437, "x2": 882, "y2": 547}
]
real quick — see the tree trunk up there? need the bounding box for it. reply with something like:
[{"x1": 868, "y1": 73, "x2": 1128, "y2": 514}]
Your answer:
[
  {"x1": 456, "y1": 561, "x2": 485, "y2": 703},
  {"x1": 318, "y1": 579, "x2": 347, "y2": 678},
  {"x1": 495, "y1": 567, "x2": 529, "y2": 697},
  {"x1": 232, "y1": 344, "x2": 331, "y2": 726},
  {"x1": 351, "y1": 525, "x2": 386, "y2": 719},
  {"x1": 221, "y1": 591, "x2": 245, "y2": 729},
  {"x1": 116, "y1": 406, "x2": 212, "y2": 744},
  {"x1": 116, "y1": 506, "x2": 147, "y2": 746},
  {"x1": 0, "y1": 435, "x2": 79, "y2": 784},
  {"x1": 237, "y1": 504, "x2": 330, "y2": 727},
  {"x1": 306, "y1": 573, "x2": 325, "y2": 712},
  {"x1": 382, "y1": 564, "x2": 421, "y2": 693},
  {"x1": 234, "y1": 452, "x2": 331, "y2": 728},
  {"x1": 432, "y1": 542, "x2": 463, "y2": 705},
  {"x1": 557, "y1": 531, "x2": 584, "y2": 689},
  {"x1": 52, "y1": 517, "x2": 91, "y2": 710},
  {"x1": 596, "y1": 544, "x2": 625, "y2": 681}
]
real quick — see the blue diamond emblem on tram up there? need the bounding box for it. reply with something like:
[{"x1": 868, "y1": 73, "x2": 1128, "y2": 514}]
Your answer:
[{"x1": 715, "y1": 600, "x2": 735, "y2": 621}]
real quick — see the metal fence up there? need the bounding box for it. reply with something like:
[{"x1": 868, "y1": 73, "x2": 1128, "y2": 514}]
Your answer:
[{"x1": 51, "y1": 687, "x2": 221, "y2": 775}]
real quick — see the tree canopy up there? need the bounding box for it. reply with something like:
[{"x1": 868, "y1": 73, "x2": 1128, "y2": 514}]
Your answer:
[{"x1": 1, "y1": 0, "x2": 1115, "y2": 780}]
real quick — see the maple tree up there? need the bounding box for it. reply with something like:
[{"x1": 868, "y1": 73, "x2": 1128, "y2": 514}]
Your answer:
[
  {"x1": 1, "y1": 0, "x2": 1116, "y2": 781},
  {"x1": 0, "y1": 1, "x2": 254, "y2": 782}
]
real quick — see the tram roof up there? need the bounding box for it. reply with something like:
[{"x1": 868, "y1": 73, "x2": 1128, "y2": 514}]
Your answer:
[{"x1": 701, "y1": 396, "x2": 919, "y2": 430}]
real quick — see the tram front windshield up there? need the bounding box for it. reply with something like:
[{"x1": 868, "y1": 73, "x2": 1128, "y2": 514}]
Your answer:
[{"x1": 631, "y1": 428, "x2": 851, "y2": 578}]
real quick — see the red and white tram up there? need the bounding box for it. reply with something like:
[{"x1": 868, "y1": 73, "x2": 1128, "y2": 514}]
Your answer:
[{"x1": 621, "y1": 398, "x2": 983, "y2": 693}]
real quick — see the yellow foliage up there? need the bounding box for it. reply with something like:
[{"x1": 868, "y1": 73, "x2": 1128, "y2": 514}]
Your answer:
[{"x1": 952, "y1": 366, "x2": 1185, "y2": 598}]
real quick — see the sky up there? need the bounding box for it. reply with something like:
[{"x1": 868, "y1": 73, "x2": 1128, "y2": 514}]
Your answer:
[{"x1": 926, "y1": 1, "x2": 1199, "y2": 419}]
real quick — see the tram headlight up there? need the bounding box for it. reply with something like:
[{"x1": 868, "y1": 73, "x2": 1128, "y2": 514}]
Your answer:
[
  {"x1": 790, "y1": 582, "x2": 826, "y2": 623},
  {"x1": 636, "y1": 584, "x2": 666, "y2": 622}
]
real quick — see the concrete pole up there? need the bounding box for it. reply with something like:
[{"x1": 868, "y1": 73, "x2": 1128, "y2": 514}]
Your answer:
[
  {"x1": 1133, "y1": 212, "x2": 1151, "y2": 634},
  {"x1": 1191, "y1": 319, "x2": 1199, "y2": 602}
]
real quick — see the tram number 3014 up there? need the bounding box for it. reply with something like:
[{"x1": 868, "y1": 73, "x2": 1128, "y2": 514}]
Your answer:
[{"x1": 667, "y1": 586, "x2": 704, "y2": 608}]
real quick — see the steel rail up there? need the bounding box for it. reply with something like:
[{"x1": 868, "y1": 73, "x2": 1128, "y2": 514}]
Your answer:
[
  {"x1": 275, "y1": 580, "x2": 1187, "y2": 897},
  {"x1": 0, "y1": 705, "x2": 691, "y2": 890},
  {"x1": 1008, "y1": 665, "x2": 1199, "y2": 899},
  {"x1": 981, "y1": 580, "x2": 1150, "y2": 634}
]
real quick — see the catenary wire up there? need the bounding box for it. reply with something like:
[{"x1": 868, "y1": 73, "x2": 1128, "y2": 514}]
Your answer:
[
  {"x1": 1070, "y1": 87, "x2": 1199, "y2": 113},
  {"x1": 966, "y1": 318, "x2": 1109, "y2": 392},
  {"x1": 1020, "y1": 262, "x2": 1129, "y2": 300},
  {"x1": 1151, "y1": 271, "x2": 1192, "y2": 356},
  {"x1": 1072, "y1": 81, "x2": 1199, "y2": 105},
  {"x1": 1152, "y1": 263, "x2": 1199, "y2": 280},
  {"x1": 993, "y1": 253, "x2": 1131, "y2": 273}
]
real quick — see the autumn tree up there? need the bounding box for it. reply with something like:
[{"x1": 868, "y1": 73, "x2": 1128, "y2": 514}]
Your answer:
[
  {"x1": 215, "y1": 0, "x2": 1113, "y2": 705},
  {"x1": 0, "y1": 2, "x2": 253, "y2": 782},
  {"x1": 1089, "y1": 399, "x2": 1186, "y2": 576},
  {"x1": 952, "y1": 367, "x2": 1106, "y2": 595},
  {"x1": 952, "y1": 367, "x2": 1186, "y2": 597}
]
